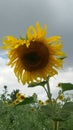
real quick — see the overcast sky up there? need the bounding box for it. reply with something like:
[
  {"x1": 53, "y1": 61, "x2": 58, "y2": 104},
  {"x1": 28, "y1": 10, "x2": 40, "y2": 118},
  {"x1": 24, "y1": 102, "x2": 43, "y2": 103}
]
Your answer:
[{"x1": 0, "y1": 0, "x2": 73, "y2": 99}]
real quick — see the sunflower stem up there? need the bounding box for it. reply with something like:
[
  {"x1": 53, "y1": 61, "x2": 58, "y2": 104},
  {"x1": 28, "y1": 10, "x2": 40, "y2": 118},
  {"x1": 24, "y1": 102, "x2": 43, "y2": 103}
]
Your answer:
[
  {"x1": 53, "y1": 121, "x2": 59, "y2": 130},
  {"x1": 43, "y1": 86, "x2": 49, "y2": 97},
  {"x1": 46, "y1": 78, "x2": 52, "y2": 104}
]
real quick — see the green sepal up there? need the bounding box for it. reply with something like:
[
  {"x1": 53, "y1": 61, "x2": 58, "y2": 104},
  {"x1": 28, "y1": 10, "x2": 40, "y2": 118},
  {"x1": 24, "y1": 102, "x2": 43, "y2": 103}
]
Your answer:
[
  {"x1": 20, "y1": 36, "x2": 25, "y2": 40},
  {"x1": 25, "y1": 34, "x2": 28, "y2": 40},
  {"x1": 59, "y1": 56, "x2": 67, "y2": 60}
]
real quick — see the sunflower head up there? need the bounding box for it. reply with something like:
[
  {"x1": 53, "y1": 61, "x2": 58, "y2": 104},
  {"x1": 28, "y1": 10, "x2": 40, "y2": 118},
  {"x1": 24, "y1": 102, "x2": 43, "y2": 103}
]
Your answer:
[
  {"x1": 39, "y1": 100, "x2": 44, "y2": 106},
  {"x1": 16, "y1": 92, "x2": 21, "y2": 98},
  {"x1": 13, "y1": 99, "x2": 20, "y2": 105},
  {"x1": 58, "y1": 83, "x2": 62, "y2": 87},
  {"x1": 2, "y1": 22, "x2": 66, "y2": 85},
  {"x1": 30, "y1": 108, "x2": 35, "y2": 112},
  {"x1": 45, "y1": 99, "x2": 50, "y2": 105},
  {"x1": 58, "y1": 94, "x2": 64, "y2": 101}
]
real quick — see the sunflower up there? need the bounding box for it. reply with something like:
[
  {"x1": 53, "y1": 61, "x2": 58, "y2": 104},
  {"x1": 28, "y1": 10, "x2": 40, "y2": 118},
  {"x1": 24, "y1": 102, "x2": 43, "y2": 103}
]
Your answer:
[
  {"x1": 57, "y1": 94, "x2": 64, "y2": 101},
  {"x1": 2, "y1": 22, "x2": 66, "y2": 85}
]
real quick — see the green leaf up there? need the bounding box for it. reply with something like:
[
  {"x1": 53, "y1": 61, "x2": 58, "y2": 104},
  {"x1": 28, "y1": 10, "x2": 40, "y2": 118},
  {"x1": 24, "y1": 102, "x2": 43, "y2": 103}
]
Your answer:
[
  {"x1": 62, "y1": 102, "x2": 73, "y2": 113},
  {"x1": 28, "y1": 81, "x2": 47, "y2": 88},
  {"x1": 41, "y1": 103, "x2": 72, "y2": 121},
  {"x1": 41, "y1": 105, "x2": 55, "y2": 118},
  {"x1": 60, "y1": 111, "x2": 71, "y2": 121},
  {"x1": 41, "y1": 105, "x2": 62, "y2": 121},
  {"x1": 32, "y1": 93, "x2": 38, "y2": 102},
  {"x1": 59, "y1": 102, "x2": 73, "y2": 121},
  {"x1": 16, "y1": 96, "x2": 35, "y2": 106},
  {"x1": 58, "y1": 83, "x2": 73, "y2": 92}
]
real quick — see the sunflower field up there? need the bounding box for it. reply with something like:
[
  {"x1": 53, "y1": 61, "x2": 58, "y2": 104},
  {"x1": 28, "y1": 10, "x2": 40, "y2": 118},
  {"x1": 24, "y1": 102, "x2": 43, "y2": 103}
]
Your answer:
[{"x1": 0, "y1": 84, "x2": 73, "y2": 130}]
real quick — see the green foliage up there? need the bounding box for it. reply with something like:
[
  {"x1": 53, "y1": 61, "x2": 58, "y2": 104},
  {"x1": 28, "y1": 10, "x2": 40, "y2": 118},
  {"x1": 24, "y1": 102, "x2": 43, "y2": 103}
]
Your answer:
[
  {"x1": 41, "y1": 104, "x2": 54, "y2": 119},
  {"x1": 41, "y1": 101, "x2": 73, "y2": 122},
  {"x1": 41, "y1": 104, "x2": 63, "y2": 121},
  {"x1": 0, "y1": 85, "x2": 9, "y2": 101},
  {"x1": 62, "y1": 102, "x2": 73, "y2": 113},
  {"x1": 28, "y1": 81, "x2": 47, "y2": 87},
  {"x1": 10, "y1": 89, "x2": 19, "y2": 101},
  {"x1": 1, "y1": 83, "x2": 73, "y2": 130},
  {"x1": 16, "y1": 96, "x2": 35, "y2": 106},
  {"x1": 59, "y1": 83, "x2": 73, "y2": 92},
  {"x1": 0, "y1": 100, "x2": 73, "y2": 130},
  {"x1": 0, "y1": 101, "x2": 53, "y2": 130}
]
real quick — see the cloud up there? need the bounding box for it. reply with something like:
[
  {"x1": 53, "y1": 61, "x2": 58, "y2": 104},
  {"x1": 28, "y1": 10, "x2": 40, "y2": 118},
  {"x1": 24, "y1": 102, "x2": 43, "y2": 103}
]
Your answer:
[
  {"x1": 0, "y1": 57, "x2": 73, "y2": 100},
  {"x1": 0, "y1": 0, "x2": 73, "y2": 68}
]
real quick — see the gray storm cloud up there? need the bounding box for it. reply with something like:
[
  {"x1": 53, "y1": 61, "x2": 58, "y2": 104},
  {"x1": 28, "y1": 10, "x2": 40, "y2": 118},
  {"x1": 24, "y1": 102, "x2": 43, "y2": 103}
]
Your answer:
[{"x1": 0, "y1": 0, "x2": 73, "y2": 67}]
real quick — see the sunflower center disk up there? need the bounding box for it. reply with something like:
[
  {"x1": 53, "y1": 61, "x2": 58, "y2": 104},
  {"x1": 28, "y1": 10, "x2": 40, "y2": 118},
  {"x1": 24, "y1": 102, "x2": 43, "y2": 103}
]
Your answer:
[
  {"x1": 25, "y1": 52, "x2": 41, "y2": 65},
  {"x1": 21, "y1": 41, "x2": 49, "y2": 71}
]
